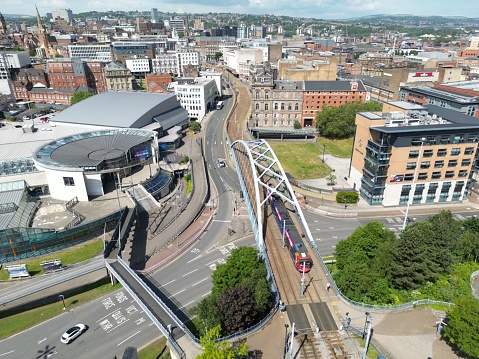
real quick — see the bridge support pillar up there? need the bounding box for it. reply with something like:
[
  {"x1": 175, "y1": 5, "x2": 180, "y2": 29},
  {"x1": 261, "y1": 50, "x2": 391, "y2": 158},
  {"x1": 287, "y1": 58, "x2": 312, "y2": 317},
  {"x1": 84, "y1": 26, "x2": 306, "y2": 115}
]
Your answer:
[{"x1": 107, "y1": 268, "x2": 118, "y2": 285}]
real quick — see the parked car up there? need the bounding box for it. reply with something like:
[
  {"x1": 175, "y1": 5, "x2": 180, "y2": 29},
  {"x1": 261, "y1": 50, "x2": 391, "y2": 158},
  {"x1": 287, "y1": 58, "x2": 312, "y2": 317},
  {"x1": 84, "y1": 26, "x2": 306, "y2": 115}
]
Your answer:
[{"x1": 60, "y1": 324, "x2": 86, "y2": 344}]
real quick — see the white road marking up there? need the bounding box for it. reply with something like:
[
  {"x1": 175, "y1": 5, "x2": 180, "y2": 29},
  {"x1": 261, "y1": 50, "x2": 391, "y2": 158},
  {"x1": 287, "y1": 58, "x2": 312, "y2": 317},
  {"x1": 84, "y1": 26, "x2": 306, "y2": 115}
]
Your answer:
[
  {"x1": 316, "y1": 228, "x2": 321, "y2": 231},
  {"x1": 0, "y1": 351, "x2": 15, "y2": 357},
  {"x1": 187, "y1": 256, "x2": 202, "y2": 263},
  {"x1": 316, "y1": 238, "x2": 322, "y2": 241},
  {"x1": 329, "y1": 227, "x2": 334, "y2": 229},
  {"x1": 171, "y1": 289, "x2": 185, "y2": 297},
  {"x1": 192, "y1": 278, "x2": 209, "y2": 286},
  {"x1": 212, "y1": 220, "x2": 231, "y2": 223},
  {"x1": 202, "y1": 291, "x2": 211, "y2": 297},
  {"x1": 117, "y1": 331, "x2": 141, "y2": 346},
  {"x1": 182, "y1": 269, "x2": 198, "y2": 277},
  {"x1": 162, "y1": 279, "x2": 176, "y2": 286},
  {"x1": 37, "y1": 338, "x2": 46, "y2": 344},
  {"x1": 177, "y1": 300, "x2": 195, "y2": 309}
]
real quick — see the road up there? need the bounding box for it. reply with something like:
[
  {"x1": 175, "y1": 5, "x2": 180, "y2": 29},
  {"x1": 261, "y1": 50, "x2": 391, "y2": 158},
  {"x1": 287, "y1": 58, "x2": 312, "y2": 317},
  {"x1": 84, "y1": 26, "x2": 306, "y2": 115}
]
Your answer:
[
  {"x1": 303, "y1": 208, "x2": 479, "y2": 257},
  {"x1": 0, "y1": 289, "x2": 159, "y2": 359}
]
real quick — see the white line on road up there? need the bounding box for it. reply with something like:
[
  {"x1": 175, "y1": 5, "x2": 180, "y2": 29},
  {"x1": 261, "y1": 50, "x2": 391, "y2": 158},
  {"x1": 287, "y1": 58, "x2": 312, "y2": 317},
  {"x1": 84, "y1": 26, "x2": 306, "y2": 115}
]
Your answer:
[
  {"x1": 171, "y1": 289, "x2": 186, "y2": 297},
  {"x1": 97, "y1": 308, "x2": 123, "y2": 322},
  {"x1": 107, "y1": 319, "x2": 130, "y2": 333},
  {"x1": 213, "y1": 220, "x2": 231, "y2": 223},
  {"x1": 201, "y1": 291, "x2": 211, "y2": 297},
  {"x1": 182, "y1": 269, "x2": 198, "y2": 277},
  {"x1": 162, "y1": 279, "x2": 176, "y2": 286},
  {"x1": 316, "y1": 228, "x2": 321, "y2": 231},
  {"x1": 187, "y1": 256, "x2": 202, "y2": 263},
  {"x1": 177, "y1": 300, "x2": 195, "y2": 310},
  {"x1": 192, "y1": 278, "x2": 209, "y2": 286},
  {"x1": 316, "y1": 238, "x2": 321, "y2": 241},
  {"x1": 37, "y1": 338, "x2": 46, "y2": 344},
  {"x1": 0, "y1": 351, "x2": 15, "y2": 357},
  {"x1": 117, "y1": 331, "x2": 141, "y2": 346}
]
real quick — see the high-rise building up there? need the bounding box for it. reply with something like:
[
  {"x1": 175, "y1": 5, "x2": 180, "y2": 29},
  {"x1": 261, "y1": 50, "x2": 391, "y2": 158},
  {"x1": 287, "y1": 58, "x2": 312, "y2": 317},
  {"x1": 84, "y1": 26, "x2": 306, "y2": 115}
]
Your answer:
[
  {"x1": 151, "y1": 8, "x2": 159, "y2": 23},
  {"x1": 0, "y1": 13, "x2": 7, "y2": 34},
  {"x1": 169, "y1": 17, "x2": 185, "y2": 34},
  {"x1": 51, "y1": 9, "x2": 74, "y2": 24}
]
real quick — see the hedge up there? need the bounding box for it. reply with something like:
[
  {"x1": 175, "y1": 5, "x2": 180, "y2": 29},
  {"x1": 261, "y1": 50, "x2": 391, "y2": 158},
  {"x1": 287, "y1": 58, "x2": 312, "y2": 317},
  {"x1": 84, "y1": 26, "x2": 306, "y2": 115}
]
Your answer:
[{"x1": 336, "y1": 191, "x2": 359, "y2": 204}]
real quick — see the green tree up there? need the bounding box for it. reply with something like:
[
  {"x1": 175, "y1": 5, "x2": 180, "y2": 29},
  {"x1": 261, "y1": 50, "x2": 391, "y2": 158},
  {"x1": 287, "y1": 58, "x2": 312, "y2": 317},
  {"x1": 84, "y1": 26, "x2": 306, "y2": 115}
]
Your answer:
[
  {"x1": 189, "y1": 295, "x2": 222, "y2": 337},
  {"x1": 29, "y1": 50, "x2": 36, "y2": 57},
  {"x1": 71, "y1": 91, "x2": 94, "y2": 105},
  {"x1": 197, "y1": 325, "x2": 248, "y2": 359},
  {"x1": 54, "y1": 53, "x2": 63, "y2": 58},
  {"x1": 214, "y1": 51, "x2": 223, "y2": 61},
  {"x1": 326, "y1": 174, "x2": 336, "y2": 185},
  {"x1": 443, "y1": 296, "x2": 479, "y2": 358},
  {"x1": 293, "y1": 120, "x2": 302, "y2": 129},
  {"x1": 189, "y1": 121, "x2": 201, "y2": 132},
  {"x1": 217, "y1": 284, "x2": 258, "y2": 334}
]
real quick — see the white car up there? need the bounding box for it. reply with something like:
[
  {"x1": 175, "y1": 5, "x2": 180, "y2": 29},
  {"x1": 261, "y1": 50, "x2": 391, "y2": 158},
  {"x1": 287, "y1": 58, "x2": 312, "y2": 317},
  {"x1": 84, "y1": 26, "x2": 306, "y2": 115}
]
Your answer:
[{"x1": 60, "y1": 324, "x2": 86, "y2": 344}]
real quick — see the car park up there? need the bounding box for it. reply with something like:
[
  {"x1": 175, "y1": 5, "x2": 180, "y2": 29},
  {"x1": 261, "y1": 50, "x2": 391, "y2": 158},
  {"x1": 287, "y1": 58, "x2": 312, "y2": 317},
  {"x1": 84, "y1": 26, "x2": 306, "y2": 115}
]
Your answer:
[{"x1": 60, "y1": 323, "x2": 86, "y2": 344}]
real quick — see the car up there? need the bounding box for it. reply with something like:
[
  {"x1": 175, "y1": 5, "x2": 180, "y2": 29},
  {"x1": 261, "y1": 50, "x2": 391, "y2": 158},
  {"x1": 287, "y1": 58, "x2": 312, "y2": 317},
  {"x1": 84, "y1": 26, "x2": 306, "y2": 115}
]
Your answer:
[
  {"x1": 60, "y1": 324, "x2": 86, "y2": 344},
  {"x1": 22, "y1": 115, "x2": 30, "y2": 120},
  {"x1": 217, "y1": 158, "x2": 226, "y2": 167},
  {"x1": 14, "y1": 125, "x2": 23, "y2": 128}
]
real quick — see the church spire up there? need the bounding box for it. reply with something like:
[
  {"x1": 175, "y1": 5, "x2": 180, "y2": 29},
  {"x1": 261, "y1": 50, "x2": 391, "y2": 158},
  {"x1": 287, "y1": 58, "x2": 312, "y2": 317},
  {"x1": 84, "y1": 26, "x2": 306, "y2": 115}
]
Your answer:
[{"x1": 35, "y1": 4, "x2": 54, "y2": 58}]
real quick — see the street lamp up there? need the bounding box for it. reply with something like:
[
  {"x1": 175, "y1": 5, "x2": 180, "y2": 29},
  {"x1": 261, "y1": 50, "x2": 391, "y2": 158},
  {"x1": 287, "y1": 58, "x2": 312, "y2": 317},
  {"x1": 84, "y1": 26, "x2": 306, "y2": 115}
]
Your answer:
[
  {"x1": 59, "y1": 294, "x2": 66, "y2": 310},
  {"x1": 283, "y1": 324, "x2": 289, "y2": 359},
  {"x1": 402, "y1": 137, "x2": 426, "y2": 230},
  {"x1": 322, "y1": 144, "x2": 326, "y2": 163}
]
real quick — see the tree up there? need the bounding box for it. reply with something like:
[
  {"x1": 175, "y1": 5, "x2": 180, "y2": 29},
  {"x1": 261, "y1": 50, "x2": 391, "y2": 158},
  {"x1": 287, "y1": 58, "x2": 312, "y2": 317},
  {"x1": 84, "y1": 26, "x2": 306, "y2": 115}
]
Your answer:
[
  {"x1": 189, "y1": 295, "x2": 222, "y2": 337},
  {"x1": 189, "y1": 121, "x2": 201, "y2": 132},
  {"x1": 217, "y1": 284, "x2": 258, "y2": 334},
  {"x1": 293, "y1": 120, "x2": 302, "y2": 129},
  {"x1": 214, "y1": 51, "x2": 223, "y2": 61},
  {"x1": 326, "y1": 174, "x2": 336, "y2": 186},
  {"x1": 443, "y1": 296, "x2": 479, "y2": 358},
  {"x1": 29, "y1": 50, "x2": 36, "y2": 57},
  {"x1": 315, "y1": 101, "x2": 382, "y2": 139},
  {"x1": 196, "y1": 325, "x2": 248, "y2": 359},
  {"x1": 71, "y1": 91, "x2": 94, "y2": 105}
]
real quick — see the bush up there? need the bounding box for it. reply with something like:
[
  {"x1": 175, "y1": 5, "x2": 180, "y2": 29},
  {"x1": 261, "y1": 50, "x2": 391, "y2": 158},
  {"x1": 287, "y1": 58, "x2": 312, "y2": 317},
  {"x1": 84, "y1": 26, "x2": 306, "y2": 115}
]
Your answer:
[
  {"x1": 336, "y1": 191, "x2": 359, "y2": 204},
  {"x1": 293, "y1": 121, "x2": 302, "y2": 129},
  {"x1": 189, "y1": 121, "x2": 201, "y2": 132}
]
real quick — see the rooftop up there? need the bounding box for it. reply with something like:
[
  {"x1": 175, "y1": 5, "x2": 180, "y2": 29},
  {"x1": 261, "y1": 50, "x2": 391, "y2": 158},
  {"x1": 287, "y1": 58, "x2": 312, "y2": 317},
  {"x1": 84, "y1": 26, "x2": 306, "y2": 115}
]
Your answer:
[{"x1": 401, "y1": 85, "x2": 479, "y2": 104}]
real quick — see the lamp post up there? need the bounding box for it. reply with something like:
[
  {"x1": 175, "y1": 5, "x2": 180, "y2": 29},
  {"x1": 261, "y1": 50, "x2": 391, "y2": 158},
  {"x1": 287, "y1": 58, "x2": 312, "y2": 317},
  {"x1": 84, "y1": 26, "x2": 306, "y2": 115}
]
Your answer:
[
  {"x1": 402, "y1": 138, "x2": 426, "y2": 230},
  {"x1": 59, "y1": 294, "x2": 66, "y2": 310},
  {"x1": 344, "y1": 198, "x2": 347, "y2": 209},
  {"x1": 322, "y1": 144, "x2": 326, "y2": 163},
  {"x1": 283, "y1": 324, "x2": 289, "y2": 359},
  {"x1": 362, "y1": 312, "x2": 373, "y2": 359}
]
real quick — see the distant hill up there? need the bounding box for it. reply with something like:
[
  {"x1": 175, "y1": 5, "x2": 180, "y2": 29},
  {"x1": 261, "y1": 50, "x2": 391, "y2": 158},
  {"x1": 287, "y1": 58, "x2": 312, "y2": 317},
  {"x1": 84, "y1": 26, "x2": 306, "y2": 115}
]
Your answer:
[
  {"x1": 345, "y1": 14, "x2": 479, "y2": 24},
  {"x1": 2, "y1": 14, "x2": 35, "y2": 20}
]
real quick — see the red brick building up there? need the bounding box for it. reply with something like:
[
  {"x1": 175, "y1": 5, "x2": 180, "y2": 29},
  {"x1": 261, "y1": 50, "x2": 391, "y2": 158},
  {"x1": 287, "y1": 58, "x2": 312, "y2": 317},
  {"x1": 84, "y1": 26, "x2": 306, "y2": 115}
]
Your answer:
[
  {"x1": 302, "y1": 81, "x2": 367, "y2": 127},
  {"x1": 145, "y1": 73, "x2": 172, "y2": 93},
  {"x1": 11, "y1": 68, "x2": 50, "y2": 101}
]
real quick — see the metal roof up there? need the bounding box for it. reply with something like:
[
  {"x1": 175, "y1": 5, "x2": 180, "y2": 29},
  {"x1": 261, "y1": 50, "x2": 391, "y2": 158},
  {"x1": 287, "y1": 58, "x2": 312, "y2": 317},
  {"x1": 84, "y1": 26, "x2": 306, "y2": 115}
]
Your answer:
[
  {"x1": 51, "y1": 91, "x2": 184, "y2": 129},
  {"x1": 304, "y1": 80, "x2": 366, "y2": 92}
]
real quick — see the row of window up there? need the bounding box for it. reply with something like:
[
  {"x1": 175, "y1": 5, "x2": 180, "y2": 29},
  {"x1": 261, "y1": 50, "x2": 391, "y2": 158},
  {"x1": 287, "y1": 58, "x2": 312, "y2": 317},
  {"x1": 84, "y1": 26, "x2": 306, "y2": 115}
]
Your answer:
[
  {"x1": 409, "y1": 147, "x2": 475, "y2": 158},
  {"x1": 400, "y1": 170, "x2": 469, "y2": 181},
  {"x1": 407, "y1": 158, "x2": 472, "y2": 169},
  {"x1": 411, "y1": 135, "x2": 478, "y2": 146},
  {"x1": 255, "y1": 113, "x2": 299, "y2": 119}
]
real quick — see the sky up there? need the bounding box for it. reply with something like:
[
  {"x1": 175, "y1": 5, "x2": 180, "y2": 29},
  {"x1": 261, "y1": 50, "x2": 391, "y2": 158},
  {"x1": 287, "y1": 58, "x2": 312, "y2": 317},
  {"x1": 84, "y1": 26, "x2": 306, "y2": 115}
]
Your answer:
[{"x1": 4, "y1": 0, "x2": 479, "y2": 20}]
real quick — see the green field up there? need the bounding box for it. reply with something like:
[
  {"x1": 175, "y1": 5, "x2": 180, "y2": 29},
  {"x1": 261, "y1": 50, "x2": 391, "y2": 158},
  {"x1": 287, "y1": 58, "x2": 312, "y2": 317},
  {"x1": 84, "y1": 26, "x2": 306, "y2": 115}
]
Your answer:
[
  {"x1": 138, "y1": 338, "x2": 170, "y2": 359},
  {"x1": 0, "y1": 238, "x2": 104, "y2": 281},
  {"x1": 316, "y1": 137, "x2": 354, "y2": 158},
  {"x1": 267, "y1": 142, "x2": 331, "y2": 179}
]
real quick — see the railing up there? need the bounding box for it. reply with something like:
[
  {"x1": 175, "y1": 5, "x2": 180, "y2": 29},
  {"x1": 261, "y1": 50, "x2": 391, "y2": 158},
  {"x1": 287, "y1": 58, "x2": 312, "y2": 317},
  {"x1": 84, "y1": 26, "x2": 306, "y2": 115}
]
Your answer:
[{"x1": 64, "y1": 197, "x2": 85, "y2": 230}]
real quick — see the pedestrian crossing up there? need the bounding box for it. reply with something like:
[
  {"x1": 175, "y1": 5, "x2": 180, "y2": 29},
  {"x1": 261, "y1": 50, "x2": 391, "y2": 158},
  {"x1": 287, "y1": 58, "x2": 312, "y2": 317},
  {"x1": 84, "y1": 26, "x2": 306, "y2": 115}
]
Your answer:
[{"x1": 384, "y1": 213, "x2": 476, "y2": 233}]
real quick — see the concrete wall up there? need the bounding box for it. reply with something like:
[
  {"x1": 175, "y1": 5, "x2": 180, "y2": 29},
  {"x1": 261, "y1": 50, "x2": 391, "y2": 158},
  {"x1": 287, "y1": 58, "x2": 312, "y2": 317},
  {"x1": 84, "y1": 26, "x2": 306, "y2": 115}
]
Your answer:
[{"x1": 42, "y1": 168, "x2": 89, "y2": 202}]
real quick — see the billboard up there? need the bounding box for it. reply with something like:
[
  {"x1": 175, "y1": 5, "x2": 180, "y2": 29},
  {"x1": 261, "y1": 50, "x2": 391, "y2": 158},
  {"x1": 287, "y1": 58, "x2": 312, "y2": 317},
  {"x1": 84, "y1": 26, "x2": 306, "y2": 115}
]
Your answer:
[
  {"x1": 5, "y1": 264, "x2": 30, "y2": 279},
  {"x1": 389, "y1": 174, "x2": 404, "y2": 182},
  {"x1": 414, "y1": 72, "x2": 433, "y2": 77},
  {"x1": 133, "y1": 146, "x2": 150, "y2": 160},
  {"x1": 40, "y1": 259, "x2": 63, "y2": 273}
]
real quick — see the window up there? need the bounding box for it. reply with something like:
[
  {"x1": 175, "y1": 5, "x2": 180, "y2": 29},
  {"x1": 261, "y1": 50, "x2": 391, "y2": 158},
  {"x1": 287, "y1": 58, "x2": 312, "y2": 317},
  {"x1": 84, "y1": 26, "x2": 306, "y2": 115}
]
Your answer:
[
  {"x1": 255, "y1": 104, "x2": 259, "y2": 110},
  {"x1": 451, "y1": 148, "x2": 461, "y2": 156},
  {"x1": 453, "y1": 134, "x2": 465, "y2": 144},
  {"x1": 281, "y1": 103, "x2": 284, "y2": 110},
  {"x1": 418, "y1": 173, "x2": 428, "y2": 180},
  {"x1": 288, "y1": 104, "x2": 292, "y2": 110},
  {"x1": 464, "y1": 147, "x2": 475, "y2": 155},
  {"x1": 295, "y1": 103, "x2": 299, "y2": 110},
  {"x1": 265, "y1": 92, "x2": 269, "y2": 99},
  {"x1": 448, "y1": 160, "x2": 458, "y2": 167},
  {"x1": 431, "y1": 172, "x2": 441, "y2": 179},
  {"x1": 458, "y1": 170, "x2": 468, "y2": 177},
  {"x1": 461, "y1": 159, "x2": 472, "y2": 166},
  {"x1": 404, "y1": 174, "x2": 414, "y2": 181},
  {"x1": 420, "y1": 161, "x2": 430, "y2": 169},
  {"x1": 409, "y1": 150, "x2": 419, "y2": 158},
  {"x1": 255, "y1": 91, "x2": 259, "y2": 99},
  {"x1": 440, "y1": 136, "x2": 450, "y2": 144},
  {"x1": 423, "y1": 150, "x2": 433, "y2": 157},
  {"x1": 428, "y1": 183, "x2": 438, "y2": 193},
  {"x1": 468, "y1": 134, "x2": 478, "y2": 143},
  {"x1": 63, "y1": 177, "x2": 75, "y2": 186},
  {"x1": 437, "y1": 149, "x2": 447, "y2": 156},
  {"x1": 274, "y1": 103, "x2": 278, "y2": 110},
  {"x1": 445, "y1": 171, "x2": 455, "y2": 178},
  {"x1": 406, "y1": 162, "x2": 416, "y2": 170},
  {"x1": 264, "y1": 104, "x2": 269, "y2": 111}
]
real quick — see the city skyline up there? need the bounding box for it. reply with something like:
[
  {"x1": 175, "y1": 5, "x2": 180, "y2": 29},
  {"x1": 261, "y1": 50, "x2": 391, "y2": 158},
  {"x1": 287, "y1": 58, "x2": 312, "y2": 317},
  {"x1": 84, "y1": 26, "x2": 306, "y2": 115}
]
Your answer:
[{"x1": 5, "y1": 0, "x2": 479, "y2": 21}]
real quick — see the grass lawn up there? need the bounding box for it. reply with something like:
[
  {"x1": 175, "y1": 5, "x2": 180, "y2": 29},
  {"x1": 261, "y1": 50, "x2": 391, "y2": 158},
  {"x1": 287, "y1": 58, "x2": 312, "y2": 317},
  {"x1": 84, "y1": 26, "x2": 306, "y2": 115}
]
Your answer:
[
  {"x1": 138, "y1": 337, "x2": 170, "y2": 359},
  {"x1": 0, "y1": 238, "x2": 104, "y2": 281},
  {"x1": 316, "y1": 137, "x2": 354, "y2": 158},
  {"x1": 0, "y1": 278, "x2": 122, "y2": 340},
  {"x1": 267, "y1": 142, "x2": 330, "y2": 179}
]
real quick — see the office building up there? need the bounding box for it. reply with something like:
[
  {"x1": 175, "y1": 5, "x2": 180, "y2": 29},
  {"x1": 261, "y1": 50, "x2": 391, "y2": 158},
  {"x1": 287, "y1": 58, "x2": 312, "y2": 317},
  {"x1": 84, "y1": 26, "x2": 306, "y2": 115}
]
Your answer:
[
  {"x1": 52, "y1": 9, "x2": 74, "y2": 24},
  {"x1": 151, "y1": 8, "x2": 159, "y2": 23},
  {"x1": 349, "y1": 101, "x2": 479, "y2": 206}
]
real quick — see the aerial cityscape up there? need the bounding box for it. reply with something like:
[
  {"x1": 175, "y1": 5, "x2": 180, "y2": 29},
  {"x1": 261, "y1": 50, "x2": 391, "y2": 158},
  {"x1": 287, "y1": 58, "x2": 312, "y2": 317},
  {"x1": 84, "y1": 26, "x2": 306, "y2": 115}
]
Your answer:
[{"x1": 0, "y1": 4, "x2": 479, "y2": 359}]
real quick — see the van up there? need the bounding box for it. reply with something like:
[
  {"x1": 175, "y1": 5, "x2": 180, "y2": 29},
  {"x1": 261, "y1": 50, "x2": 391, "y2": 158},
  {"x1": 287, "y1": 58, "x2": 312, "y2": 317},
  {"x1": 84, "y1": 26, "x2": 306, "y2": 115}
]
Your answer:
[{"x1": 217, "y1": 158, "x2": 226, "y2": 167}]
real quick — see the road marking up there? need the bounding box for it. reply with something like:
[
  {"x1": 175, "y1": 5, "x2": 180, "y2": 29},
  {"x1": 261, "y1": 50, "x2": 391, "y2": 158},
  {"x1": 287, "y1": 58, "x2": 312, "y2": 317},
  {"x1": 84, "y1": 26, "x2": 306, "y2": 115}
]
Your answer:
[
  {"x1": 177, "y1": 300, "x2": 195, "y2": 309},
  {"x1": 332, "y1": 236, "x2": 338, "y2": 239},
  {"x1": 386, "y1": 218, "x2": 394, "y2": 223},
  {"x1": 0, "y1": 351, "x2": 15, "y2": 357},
  {"x1": 106, "y1": 319, "x2": 130, "y2": 333},
  {"x1": 162, "y1": 279, "x2": 176, "y2": 286},
  {"x1": 213, "y1": 220, "x2": 231, "y2": 223},
  {"x1": 329, "y1": 227, "x2": 334, "y2": 229},
  {"x1": 187, "y1": 255, "x2": 202, "y2": 263},
  {"x1": 117, "y1": 331, "x2": 141, "y2": 346},
  {"x1": 192, "y1": 278, "x2": 209, "y2": 286},
  {"x1": 182, "y1": 269, "x2": 198, "y2": 277},
  {"x1": 97, "y1": 308, "x2": 123, "y2": 322},
  {"x1": 37, "y1": 338, "x2": 46, "y2": 344},
  {"x1": 171, "y1": 289, "x2": 185, "y2": 297},
  {"x1": 315, "y1": 238, "x2": 322, "y2": 241},
  {"x1": 316, "y1": 228, "x2": 321, "y2": 231},
  {"x1": 202, "y1": 291, "x2": 211, "y2": 297}
]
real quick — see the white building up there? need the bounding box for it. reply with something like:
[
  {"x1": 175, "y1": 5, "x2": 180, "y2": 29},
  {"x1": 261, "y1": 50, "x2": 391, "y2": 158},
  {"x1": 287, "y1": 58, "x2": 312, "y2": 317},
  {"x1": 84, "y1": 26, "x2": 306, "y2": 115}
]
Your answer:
[
  {"x1": 125, "y1": 58, "x2": 152, "y2": 74},
  {"x1": 0, "y1": 53, "x2": 14, "y2": 96},
  {"x1": 169, "y1": 17, "x2": 185, "y2": 33},
  {"x1": 0, "y1": 50, "x2": 31, "y2": 69},
  {"x1": 224, "y1": 48, "x2": 264, "y2": 79},
  {"x1": 172, "y1": 77, "x2": 220, "y2": 121},
  {"x1": 152, "y1": 53, "x2": 178, "y2": 74},
  {"x1": 68, "y1": 44, "x2": 113, "y2": 61},
  {"x1": 52, "y1": 8, "x2": 74, "y2": 24},
  {"x1": 176, "y1": 49, "x2": 200, "y2": 76}
]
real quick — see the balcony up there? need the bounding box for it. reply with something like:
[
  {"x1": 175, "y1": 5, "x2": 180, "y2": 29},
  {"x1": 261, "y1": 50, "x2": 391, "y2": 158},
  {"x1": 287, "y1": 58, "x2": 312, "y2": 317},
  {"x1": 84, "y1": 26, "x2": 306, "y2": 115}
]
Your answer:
[{"x1": 366, "y1": 140, "x2": 392, "y2": 155}]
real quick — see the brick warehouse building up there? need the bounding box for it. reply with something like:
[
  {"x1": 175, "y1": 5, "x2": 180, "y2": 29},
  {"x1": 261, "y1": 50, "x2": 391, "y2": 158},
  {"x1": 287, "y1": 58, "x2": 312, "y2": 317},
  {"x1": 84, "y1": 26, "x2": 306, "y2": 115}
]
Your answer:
[{"x1": 349, "y1": 101, "x2": 479, "y2": 206}]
